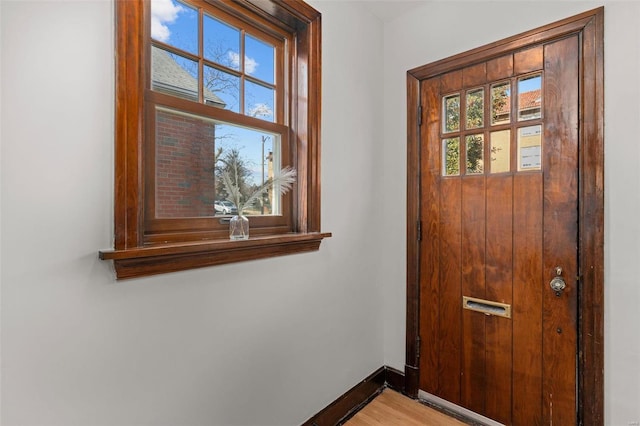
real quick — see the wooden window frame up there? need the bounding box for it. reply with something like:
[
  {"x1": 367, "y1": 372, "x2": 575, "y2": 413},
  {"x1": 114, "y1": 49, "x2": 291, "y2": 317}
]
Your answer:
[{"x1": 100, "y1": 0, "x2": 330, "y2": 279}]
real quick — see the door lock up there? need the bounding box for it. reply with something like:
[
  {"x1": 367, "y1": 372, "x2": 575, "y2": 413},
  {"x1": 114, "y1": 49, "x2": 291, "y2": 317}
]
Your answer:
[{"x1": 550, "y1": 266, "x2": 566, "y2": 295}]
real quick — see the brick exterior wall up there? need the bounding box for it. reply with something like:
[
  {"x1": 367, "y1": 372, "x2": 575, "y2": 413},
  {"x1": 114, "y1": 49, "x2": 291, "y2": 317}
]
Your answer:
[{"x1": 155, "y1": 110, "x2": 216, "y2": 217}]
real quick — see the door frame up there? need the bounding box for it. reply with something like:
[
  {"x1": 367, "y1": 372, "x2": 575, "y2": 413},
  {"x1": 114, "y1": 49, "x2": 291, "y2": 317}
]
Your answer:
[{"x1": 405, "y1": 8, "x2": 604, "y2": 424}]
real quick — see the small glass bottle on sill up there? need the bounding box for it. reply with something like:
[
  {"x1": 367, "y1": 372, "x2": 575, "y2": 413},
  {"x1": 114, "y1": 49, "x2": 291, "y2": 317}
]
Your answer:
[{"x1": 229, "y1": 215, "x2": 249, "y2": 240}]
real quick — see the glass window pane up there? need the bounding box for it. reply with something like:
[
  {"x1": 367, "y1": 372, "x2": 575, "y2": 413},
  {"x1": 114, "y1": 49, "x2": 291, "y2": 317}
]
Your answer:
[
  {"x1": 490, "y1": 130, "x2": 510, "y2": 173},
  {"x1": 151, "y1": 46, "x2": 199, "y2": 101},
  {"x1": 204, "y1": 65, "x2": 240, "y2": 112},
  {"x1": 518, "y1": 125, "x2": 542, "y2": 171},
  {"x1": 155, "y1": 107, "x2": 283, "y2": 218},
  {"x1": 466, "y1": 89, "x2": 484, "y2": 129},
  {"x1": 491, "y1": 82, "x2": 511, "y2": 125},
  {"x1": 518, "y1": 74, "x2": 542, "y2": 121},
  {"x1": 443, "y1": 137, "x2": 460, "y2": 176},
  {"x1": 215, "y1": 124, "x2": 282, "y2": 216},
  {"x1": 245, "y1": 81, "x2": 275, "y2": 122},
  {"x1": 466, "y1": 134, "x2": 484, "y2": 175},
  {"x1": 151, "y1": 0, "x2": 198, "y2": 55},
  {"x1": 443, "y1": 94, "x2": 460, "y2": 133},
  {"x1": 155, "y1": 107, "x2": 217, "y2": 218},
  {"x1": 245, "y1": 34, "x2": 275, "y2": 84},
  {"x1": 203, "y1": 14, "x2": 241, "y2": 70}
]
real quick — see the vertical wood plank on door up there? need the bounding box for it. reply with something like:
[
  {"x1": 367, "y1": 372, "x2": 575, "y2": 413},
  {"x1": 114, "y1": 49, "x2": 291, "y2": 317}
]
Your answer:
[
  {"x1": 484, "y1": 175, "x2": 513, "y2": 424},
  {"x1": 486, "y1": 54, "x2": 513, "y2": 82},
  {"x1": 462, "y1": 62, "x2": 487, "y2": 88},
  {"x1": 542, "y1": 35, "x2": 579, "y2": 425},
  {"x1": 419, "y1": 77, "x2": 443, "y2": 395},
  {"x1": 460, "y1": 176, "x2": 486, "y2": 413},
  {"x1": 514, "y1": 45, "x2": 544, "y2": 74},
  {"x1": 441, "y1": 69, "x2": 463, "y2": 94},
  {"x1": 512, "y1": 172, "x2": 544, "y2": 424},
  {"x1": 438, "y1": 178, "x2": 463, "y2": 404}
]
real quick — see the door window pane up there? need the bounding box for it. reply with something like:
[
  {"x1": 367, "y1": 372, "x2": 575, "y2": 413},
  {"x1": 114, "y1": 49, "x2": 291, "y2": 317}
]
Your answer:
[
  {"x1": 466, "y1": 89, "x2": 484, "y2": 129},
  {"x1": 517, "y1": 125, "x2": 542, "y2": 171},
  {"x1": 151, "y1": 0, "x2": 198, "y2": 55},
  {"x1": 491, "y1": 82, "x2": 511, "y2": 125},
  {"x1": 466, "y1": 134, "x2": 484, "y2": 175},
  {"x1": 518, "y1": 74, "x2": 542, "y2": 121},
  {"x1": 443, "y1": 137, "x2": 460, "y2": 176},
  {"x1": 203, "y1": 14, "x2": 240, "y2": 70},
  {"x1": 151, "y1": 47, "x2": 199, "y2": 101},
  {"x1": 443, "y1": 94, "x2": 460, "y2": 133},
  {"x1": 490, "y1": 130, "x2": 510, "y2": 173}
]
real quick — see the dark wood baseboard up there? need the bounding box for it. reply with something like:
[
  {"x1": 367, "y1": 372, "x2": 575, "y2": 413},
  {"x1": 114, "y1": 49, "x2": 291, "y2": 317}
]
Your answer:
[
  {"x1": 301, "y1": 366, "x2": 406, "y2": 426},
  {"x1": 384, "y1": 366, "x2": 405, "y2": 393}
]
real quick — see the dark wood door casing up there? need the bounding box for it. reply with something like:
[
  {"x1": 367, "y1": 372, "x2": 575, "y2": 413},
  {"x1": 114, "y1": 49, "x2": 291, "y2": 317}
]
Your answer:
[{"x1": 405, "y1": 7, "x2": 604, "y2": 425}]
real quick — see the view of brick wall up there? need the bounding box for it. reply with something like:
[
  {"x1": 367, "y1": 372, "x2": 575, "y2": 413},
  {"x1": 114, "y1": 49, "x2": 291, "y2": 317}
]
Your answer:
[{"x1": 155, "y1": 109, "x2": 216, "y2": 217}]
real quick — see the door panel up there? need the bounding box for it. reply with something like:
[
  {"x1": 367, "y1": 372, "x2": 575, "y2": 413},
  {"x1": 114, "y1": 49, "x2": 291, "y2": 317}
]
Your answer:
[
  {"x1": 460, "y1": 177, "x2": 486, "y2": 414},
  {"x1": 484, "y1": 175, "x2": 513, "y2": 424},
  {"x1": 541, "y1": 35, "x2": 579, "y2": 424},
  {"x1": 419, "y1": 75, "x2": 442, "y2": 397},
  {"x1": 418, "y1": 35, "x2": 579, "y2": 425},
  {"x1": 438, "y1": 178, "x2": 463, "y2": 404},
  {"x1": 512, "y1": 173, "x2": 543, "y2": 424}
]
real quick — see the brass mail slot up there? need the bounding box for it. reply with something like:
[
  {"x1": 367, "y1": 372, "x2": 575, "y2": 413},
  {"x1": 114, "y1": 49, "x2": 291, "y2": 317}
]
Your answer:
[{"x1": 463, "y1": 296, "x2": 511, "y2": 318}]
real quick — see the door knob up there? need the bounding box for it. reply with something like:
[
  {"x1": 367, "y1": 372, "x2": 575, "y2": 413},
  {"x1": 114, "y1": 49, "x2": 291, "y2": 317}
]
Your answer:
[{"x1": 550, "y1": 266, "x2": 566, "y2": 295}]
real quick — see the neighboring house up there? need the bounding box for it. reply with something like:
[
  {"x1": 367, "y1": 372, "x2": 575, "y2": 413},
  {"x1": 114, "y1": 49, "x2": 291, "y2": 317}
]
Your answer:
[
  {"x1": 152, "y1": 47, "x2": 226, "y2": 218},
  {"x1": 518, "y1": 89, "x2": 542, "y2": 120},
  {"x1": 151, "y1": 46, "x2": 226, "y2": 108},
  {"x1": 493, "y1": 88, "x2": 541, "y2": 122}
]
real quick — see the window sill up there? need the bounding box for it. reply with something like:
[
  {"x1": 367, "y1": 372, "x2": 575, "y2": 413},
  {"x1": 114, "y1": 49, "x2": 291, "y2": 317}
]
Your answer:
[{"x1": 99, "y1": 232, "x2": 332, "y2": 280}]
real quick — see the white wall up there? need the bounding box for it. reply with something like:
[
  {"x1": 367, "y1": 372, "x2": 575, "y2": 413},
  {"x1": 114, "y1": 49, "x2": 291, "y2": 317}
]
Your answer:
[
  {"x1": 3, "y1": 0, "x2": 638, "y2": 425},
  {"x1": 382, "y1": 1, "x2": 640, "y2": 425},
  {"x1": 0, "y1": 1, "x2": 385, "y2": 425}
]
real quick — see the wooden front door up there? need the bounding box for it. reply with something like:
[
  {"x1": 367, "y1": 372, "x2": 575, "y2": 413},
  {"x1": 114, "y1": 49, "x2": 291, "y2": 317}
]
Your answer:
[
  {"x1": 411, "y1": 27, "x2": 593, "y2": 426},
  {"x1": 417, "y1": 35, "x2": 577, "y2": 425},
  {"x1": 406, "y1": 9, "x2": 604, "y2": 425}
]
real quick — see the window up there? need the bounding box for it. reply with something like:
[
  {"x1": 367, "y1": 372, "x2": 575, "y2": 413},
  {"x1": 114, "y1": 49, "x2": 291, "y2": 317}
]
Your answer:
[
  {"x1": 100, "y1": 0, "x2": 329, "y2": 279},
  {"x1": 440, "y1": 72, "x2": 544, "y2": 177}
]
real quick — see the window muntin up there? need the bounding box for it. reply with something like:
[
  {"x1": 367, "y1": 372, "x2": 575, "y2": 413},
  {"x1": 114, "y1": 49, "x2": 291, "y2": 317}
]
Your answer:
[{"x1": 441, "y1": 73, "x2": 543, "y2": 177}]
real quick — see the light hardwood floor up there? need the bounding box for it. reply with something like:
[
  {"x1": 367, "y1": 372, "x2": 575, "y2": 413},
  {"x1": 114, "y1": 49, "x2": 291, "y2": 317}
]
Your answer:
[{"x1": 345, "y1": 389, "x2": 469, "y2": 426}]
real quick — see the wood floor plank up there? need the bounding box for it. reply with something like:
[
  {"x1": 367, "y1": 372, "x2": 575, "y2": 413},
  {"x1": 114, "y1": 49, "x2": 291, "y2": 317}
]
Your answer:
[{"x1": 345, "y1": 389, "x2": 468, "y2": 426}]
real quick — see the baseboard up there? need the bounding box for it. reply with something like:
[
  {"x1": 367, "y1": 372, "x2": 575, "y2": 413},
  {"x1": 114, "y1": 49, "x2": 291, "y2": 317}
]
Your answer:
[
  {"x1": 384, "y1": 365, "x2": 405, "y2": 393},
  {"x1": 301, "y1": 366, "x2": 406, "y2": 426}
]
